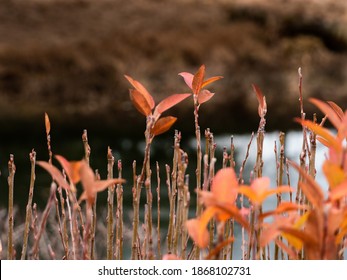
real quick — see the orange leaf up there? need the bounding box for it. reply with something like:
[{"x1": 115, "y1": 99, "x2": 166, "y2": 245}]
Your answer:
[
  {"x1": 124, "y1": 75, "x2": 155, "y2": 109},
  {"x1": 309, "y1": 98, "x2": 342, "y2": 129},
  {"x1": 155, "y1": 93, "x2": 191, "y2": 115},
  {"x1": 192, "y1": 65, "x2": 205, "y2": 95},
  {"x1": 79, "y1": 160, "x2": 125, "y2": 205},
  {"x1": 327, "y1": 101, "x2": 344, "y2": 120},
  {"x1": 197, "y1": 89, "x2": 215, "y2": 105},
  {"x1": 288, "y1": 160, "x2": 324, "y2": 208},
  {"x1": 279, "y1": 227, "x2": 316, "y2": 248},
  {"x1": 129, "y1": 89, "x2": 152, "y2": 116},
  {"x1": 329, "y1": 180, "x2": 347, "y2": 201},
  {"x1": 316, "y1": 136, "x2": 331, "y2": 148},
  {"x1": 44, "y1": 112, "x2": 51, "y2": 136},
  {"x1": 151, "y1": 116, "x2": 177, "y2": 136},
  {"x1": 295, "y1": 118, "x2": 341, "y2": 152},
  {"x1": 37, "y1": 161, "x2": 70, "y2": 191},
  {"x1": 212, "y1": 204, "x2": 250, "y2": 231},
  {"x1": 211, "y1": 168, "x2": 238, "y2": 205},
  {"x1": 252, "y1": 84, "x2": 266, "y2": 117},
  {"x1": 239, "y1": 178, "x2": 292, "y2": 206},
  {"x1": 55, "y1": 155, "x2": 81, "y2": 185},
  {"x1": 260, "y1": 225, "x2": 281, "y2": 248},
  {"x1": 178, "y1": 72, "x2": 193, "y2": 89},
  {"x1": 323, "y1": 160, "x2": 345, "y2": 189},
  {"x1": 201, "y1": 76, "x2": 223, "y2": 88},
  {"x1": 186, "y1": 207, "x2": 215, "y2": 248}
]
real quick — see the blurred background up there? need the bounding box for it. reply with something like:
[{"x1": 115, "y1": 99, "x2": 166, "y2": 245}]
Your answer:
[{"x1": 1, "y1": 0, "x2": 347, "y2": 218}]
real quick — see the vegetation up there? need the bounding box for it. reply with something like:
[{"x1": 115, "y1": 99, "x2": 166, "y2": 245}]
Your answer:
[{"x1": 1, "y1": 65, "x2": 347, "y2": 260}]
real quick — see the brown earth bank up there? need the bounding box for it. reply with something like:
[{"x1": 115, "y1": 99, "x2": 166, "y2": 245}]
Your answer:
[{"x1": 1, "y1": 0, "x2": 347, "y2": 141}]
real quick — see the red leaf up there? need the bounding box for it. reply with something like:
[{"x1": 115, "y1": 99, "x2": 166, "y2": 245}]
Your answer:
[
  {"x1": 151, "y1": 116, "x2": 177, "y2": 136},
  {"x1": 124, "y1": 75, "x2": 155, "y2": 109},
  {"x1": 252, "y1": 84, "x2": 267, "y2": 118},
  {"x1": 129, "y1": 89, "x2": 152, "y2": 116},
  {"x1": 178, "y1": 72, "x2": 193, "y2": 89},
  {"x1": 192, "y1": 65, "x2": 205, "y2": 95},
  {"x1": 197, "y1": 89, "x2": 215, "y2": 105},
  {"x1": 310, "y1": 98, "x2": 342, "y2": 129},
  {"x1": 37, "y1": 161, "x2": 70, "y2": 191},
  {"x1": 155, "y1": 93, "x2": 191, "y2": 115}
]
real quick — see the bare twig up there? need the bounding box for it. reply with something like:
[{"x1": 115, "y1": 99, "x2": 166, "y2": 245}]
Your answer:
[
  {"x1": 7, "y1": 154, "x2": 15, "y2": 260},
  {"x1": 106, "y1": 147, "x2": 115, "y2": 260},
  {"x1": 21, "y1": 150, "x2": 36, "y2": 260}
]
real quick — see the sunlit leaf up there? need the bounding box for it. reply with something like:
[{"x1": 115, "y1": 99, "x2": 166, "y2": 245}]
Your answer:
[
  {"x1": 316, "y1": 136, "x2": 331, "y2": 148},
  {"x1": 288, "y1": 160, "x2": 325, "y2": 208},
  {"x1": 155, "y1": 93, "x2": 191, "y2": 115},
  {"x1": 186, "y1": 207, "x2": 215, "y2": 248},
  {"x1": 178, "y1": 72, "x2": 193, "y2": 89},
  {"x1": 336, "y1": 211, "x2": 347, "y2": 243},
  {"x1": 238, "y1": 177, "x2": 292, "y2": 206},
  {"x1": 192, "y1": 65, "x2": 205, "y2": 95},
  {"x1": 129, "y1": 89, "x2": 152, "y2": 116},
  {"x1": 151, "y1": 116, "x2": 177, "y2": 136},
  {"x1": 279, "y1": 227, "x2": 315, "y2": 249},
  {"x1": 124, "y1": 75, "x2": 155, "y2": 109},
  {"x1": 329, "y1": 180, "x2": 347, "y2": 201},
  {"x1": 323, "y1": 160, "x2": 345, "y2": 189},
  {"x1": 211, "y1": 168, "x2": 238, "y2": 204},
  {"x1": 201, "y1": 76, "x2": 223, "y2": 88},
  {"x1": 295, "y1": 118, "x2": 341, "y2": 152},
  {"x1": 37, "y1": 161, "x2": 70, "y2": 191},
  {"x1": 310, "y1": 98, "x2": 342, "y2": 129},
  {"x1": 197, "y1": 89, "x2": 215, "y2": 105},
  {"x1": 44, "y1": 112, "x2": 51, "y2": 136},
  {"x1": 55, "y1": 155, "x2": 81, "y2": 185}
]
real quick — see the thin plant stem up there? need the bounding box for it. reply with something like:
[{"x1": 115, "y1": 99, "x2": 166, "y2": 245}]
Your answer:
[
  {"x1": 90, "y1": 170, "x2": 99, "y2": 260},
  {"x1": 115, "y1": 160, "x2": 124, "y2": 260},
  {"x1": 156, "y1": 161, "x2": 162, "y2": 259},
  {"x1": 194, "y1": 95, "x2": 202, "y2": 260},
  {"x1": 21, "y1": 150, "x2": 36, "y2": 260},
  {"x1": 131, "y1": 160, "x2": 139, "y2": 259},
  {"x1": 30, "y1": 182, "x2": 57, "y2": 260},
  {"x1": 7, "y1": 154, "x2": 15, "y2": 260},
  {"x1": 65, "y1": 189, "x2": 76, "y2": 259},
  {"x1": 57, "y1": 184, "x2": 69, "y2": 259},
  {"x1": 106, "y1": 147, "x2": 115, "y2": 260}
]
